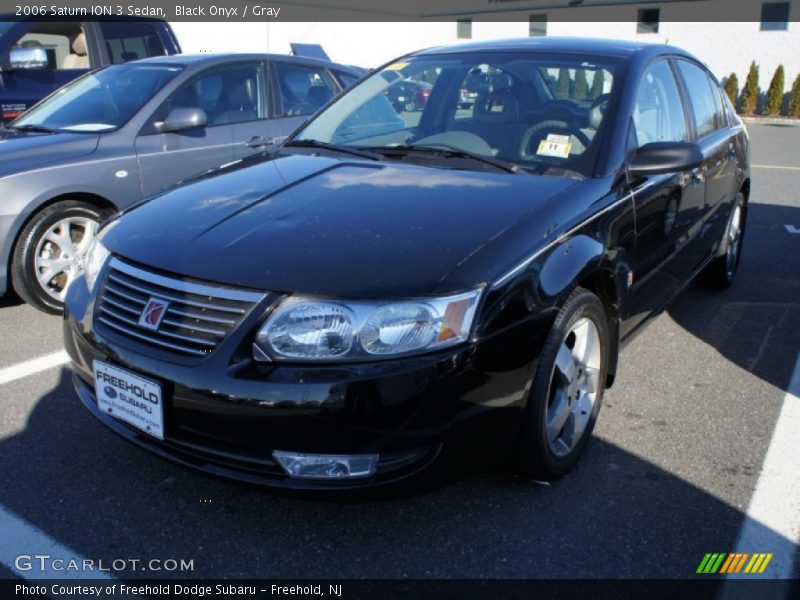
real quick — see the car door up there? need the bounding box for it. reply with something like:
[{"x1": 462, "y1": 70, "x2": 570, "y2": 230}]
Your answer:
[
  {"x1": 675, "y1": 60, "x2": 739, "y2": 262},
  {"x1": 624, "y1": 58, "x2": 706, "y2": 333},
  {"x1": 267, "y1": 60, "x2": 340, "y2": 140},
  {"x1": 134, "y1": 62, "x2": 265, "y2": 197}
]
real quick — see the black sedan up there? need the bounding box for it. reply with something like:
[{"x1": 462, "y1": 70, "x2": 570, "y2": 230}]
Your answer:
[{"x1": 63, "y1": 38, "x2": 750, "y2": 492}]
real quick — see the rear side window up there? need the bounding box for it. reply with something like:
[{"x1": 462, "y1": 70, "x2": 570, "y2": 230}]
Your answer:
[
  {"x1": 334, "y1": 70, "x2": 359, "y2": 88},
  {"x1": 632, "y1": 60, "x2": 688, "y2": 148},
  {"x1": 274, "y1": 63, "x2": 337, "y2": 117},
  {"x1": 677, "y1": 61, "x2": 723, "y2": 138},
  {"x1": 99, "y1": 22, "x2": 167, "y2": 63}
]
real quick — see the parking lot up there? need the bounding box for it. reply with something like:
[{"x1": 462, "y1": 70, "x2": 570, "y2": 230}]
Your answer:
[{"x1": 0, "y1": 123, "x2": 798, "y2": 582}]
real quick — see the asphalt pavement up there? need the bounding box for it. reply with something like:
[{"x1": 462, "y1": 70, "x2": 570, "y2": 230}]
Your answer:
[{"x1": 0, "y1": 124, "x2": 798, "y2": 582}]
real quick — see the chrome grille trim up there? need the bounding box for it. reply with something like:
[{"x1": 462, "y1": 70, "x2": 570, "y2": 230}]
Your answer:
[{"x1": 95, "y1": 258, "x2": 266, "y2": 358}]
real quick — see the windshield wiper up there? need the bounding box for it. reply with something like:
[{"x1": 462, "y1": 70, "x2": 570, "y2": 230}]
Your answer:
[
  {"x1": 283, "y1": 139, "x2": 381, "y2": 161},
  {"x1": 363, "y1": 143, "x2": 524, "y2": 174},
  {"x1": 11, "y1": 124, "x2": 59, "y2": 134}
]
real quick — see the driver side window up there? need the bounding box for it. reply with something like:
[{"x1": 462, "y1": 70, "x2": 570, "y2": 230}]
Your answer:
[{"x1": 633, "y1": 60, "x2": 688, "y2": 148}]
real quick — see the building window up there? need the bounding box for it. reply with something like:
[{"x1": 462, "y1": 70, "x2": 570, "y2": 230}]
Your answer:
[
  {"x1": 761, "y1": 2, "x2": 790, "y2": 31},
  {"x1": 529, "y1": 14, "x2": 547, "y2": 37},
  {"x1": 637, "y1": 8, "x2": 660, "y2": 34},
  {"x1": 457, "y1": 19, "x2": 472, "y2": 39}
]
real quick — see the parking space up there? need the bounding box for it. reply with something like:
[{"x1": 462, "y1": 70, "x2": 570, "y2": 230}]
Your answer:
[{"x1": 0, "y1": 124, "x2": 798, "y2": 581}]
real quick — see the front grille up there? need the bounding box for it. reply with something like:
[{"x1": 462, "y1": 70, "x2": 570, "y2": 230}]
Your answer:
[{"x1": 95, "y1": 258, "x2": 266, "y2": 357}]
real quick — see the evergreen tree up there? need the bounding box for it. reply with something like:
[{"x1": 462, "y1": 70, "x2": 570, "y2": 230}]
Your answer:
[
  {"x1": 557, "y1": 68, "x2": 571, "y2": 98},
  {"x1": 741, "y1": 61, "x2": 760, "y2": 116},
  {"x1": 789, "y1": 73, "x2": 800, "y2": 118},
  {"x1": 765, "y1": 65, "x2": 785, "y2": 115},
  {"x1": 573, "y1": 69, "x2": 589, "y2": 100},
  {"x1": 724, "y1": 73, "x2": 739, "y2": 110},
  {"x1": 591, "y1": 70, "x2": 606, "y2": 99}
]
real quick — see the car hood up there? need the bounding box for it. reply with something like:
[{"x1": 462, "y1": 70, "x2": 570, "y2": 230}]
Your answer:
[
  {"x1": 0, "y1": 129, "x2": 100, "y2": 178},
  {"x1": 104, "y1": 154, "x2": 580, "y2": 297}
]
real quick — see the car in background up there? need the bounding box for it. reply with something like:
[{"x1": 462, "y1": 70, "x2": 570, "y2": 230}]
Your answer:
[
  {"x1": 63, "y1": 38, "x2": 749, "y2": 492},
  {"x1": 0, "y1": 19, "x2": 181, "y2": 125},
  {"x1": 385, "y1": 79, "x2": 432, "y2": 112},
  {"x1": 0, "y1": 53, "x2": 361, "y2": 314}
]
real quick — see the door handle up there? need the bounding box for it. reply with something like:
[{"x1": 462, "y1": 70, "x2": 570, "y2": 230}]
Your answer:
[
  {"x1": 245, "y1": 136, "x2": 275, "y2": 149},
  {"x1": 691, "y1": 166, "x2": 706, "y2": 184}
]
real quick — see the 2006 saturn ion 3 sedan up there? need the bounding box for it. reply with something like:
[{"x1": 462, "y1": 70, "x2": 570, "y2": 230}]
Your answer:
[{"x1": 64, "y1": 38, "x2": 750, "y2": 492}]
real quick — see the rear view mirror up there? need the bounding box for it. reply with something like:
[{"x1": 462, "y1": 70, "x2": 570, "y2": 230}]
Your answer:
[
  {"x1": 627, "y1": 142, "x2": 704, "y2": 177},
  {"x1": 9, "y1": 46, "x2": 49, "y2": 71},
  {"x1": 160, "y1": 107, "x2": 207, "y2": 133}
]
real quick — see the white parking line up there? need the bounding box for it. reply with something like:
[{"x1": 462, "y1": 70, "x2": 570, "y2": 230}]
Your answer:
[
  {"x1": 752, "y1": 164, "x2": 800, "y2": 171},
  {"x1": 727, "y1": 352, "x2": 800, "y2": 581},
  {"x1": 0, "y1": 504, "x2": 114, "y2": 580},
  {"x1": 0, "y1": 351, "x2": 69, "y2": 386}
]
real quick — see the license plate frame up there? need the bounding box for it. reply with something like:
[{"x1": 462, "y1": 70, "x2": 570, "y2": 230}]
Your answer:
[{"x1": 93, "y1": 360, "x2": 164, "y2": 440}]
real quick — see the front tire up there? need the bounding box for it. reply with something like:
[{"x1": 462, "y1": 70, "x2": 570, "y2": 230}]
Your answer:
[
  {"x1": 514, "y1": 287, "x2": 610, "y2": 481},
  {"x1": 12, "y1": 200, "x2": 111, "y2": 314},
  {"x1": 700, "y1": 192, "x2": 746, "y2": 290}
]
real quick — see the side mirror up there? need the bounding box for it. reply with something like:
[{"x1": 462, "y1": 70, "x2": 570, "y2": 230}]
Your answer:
[
  {"x1": 627, "y1": 142, "x2": 704, "y2": 177},
  {"x1": 9, "y1": 46, "x2": 49, "y2": 71},
  {"x1": 159, "y1": 107, "x2": 207, "y2": 133}
]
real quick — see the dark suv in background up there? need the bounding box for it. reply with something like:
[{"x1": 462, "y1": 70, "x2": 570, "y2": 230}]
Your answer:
[{"x1": 0, "y1": 19, "x2": 181, "y2": 124}]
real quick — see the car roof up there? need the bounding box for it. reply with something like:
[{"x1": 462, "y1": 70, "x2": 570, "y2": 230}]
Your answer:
[
  {"x1": 414, "y1": 37, "x2": 693, "y2": 61},
  {"x1": 134, "y1": 52, "x2": 360, "y2": 73}
]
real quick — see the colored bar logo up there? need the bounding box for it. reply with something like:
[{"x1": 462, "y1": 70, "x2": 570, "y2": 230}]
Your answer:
[{"x1": 696, "y1": 552, "x2": 773, "y2": 574}]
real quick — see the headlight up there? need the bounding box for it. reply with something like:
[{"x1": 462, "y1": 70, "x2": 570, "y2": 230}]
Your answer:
[
  {"x1": 83, "y1": 220, "x2": 117, "y2": 292},
  {"x1": 255, "y1": 288, "x2": 482, "y2": 362}
]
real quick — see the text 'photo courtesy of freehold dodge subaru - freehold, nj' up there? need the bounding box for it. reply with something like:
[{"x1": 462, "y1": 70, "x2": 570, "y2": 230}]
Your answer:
[{"x1": 1, "y1": 0, "x2": 800, "y2": 593}]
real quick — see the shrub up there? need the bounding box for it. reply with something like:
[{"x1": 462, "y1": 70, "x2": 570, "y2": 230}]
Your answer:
[
  {"x1": 557, "y1": 68, "x2": 571, "y2": 98},
  {"x1": 724, "y1": 73, "x2": 739, "y2": 109},
  {"x1": 764, "y1": 65, "x2": 785, "y2": 115},
  {"x1": 788, "y1": 74, "x2": 800, "y2": 117},
  {"x1": 591, "y1": 70, "x2": 606, "y2": 99},
  {"x1": 574, "y1": 69, "x2": 589, "y2": 100},
  {"x1": 741, "y1": 61, "x2": 759, "y2": 115}
]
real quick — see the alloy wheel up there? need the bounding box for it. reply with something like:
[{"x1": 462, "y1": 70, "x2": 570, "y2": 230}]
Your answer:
[
  {"x1": 33, "y1": 217, "x2": 98, "y2": 302},
  {"x1": 545, "y1": 317, "x2": 602, "y2": 457}
]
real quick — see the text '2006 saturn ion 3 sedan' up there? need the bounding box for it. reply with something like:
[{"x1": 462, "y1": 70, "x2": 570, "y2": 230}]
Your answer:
[{"x1": 63, "y1": 38, "x2": 750, "y2": 492}]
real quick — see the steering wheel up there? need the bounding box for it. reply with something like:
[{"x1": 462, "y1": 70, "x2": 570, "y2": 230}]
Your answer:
[{"x1": 518, "y1": 119, "x2": 592, "y2": 161}]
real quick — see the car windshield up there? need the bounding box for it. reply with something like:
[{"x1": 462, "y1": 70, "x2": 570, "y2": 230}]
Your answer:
[
  {"x1": 11, "y1": 63, "x2": 183, "y2": 132},
  {"x1": 293, "y1": 51, "x2": 620, "y2": 177}
]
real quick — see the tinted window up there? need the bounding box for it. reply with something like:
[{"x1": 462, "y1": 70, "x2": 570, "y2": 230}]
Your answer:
[
  {"x1": 12, "y1": 64, "x2": 182, "y2": 132},
  {"x1": 98, "y1": 22, "x2": 166, "y2": 63},
  {"x1": 161, "y1": 64, "x2": 264, "y2": 127},
  {"x1": 275, "y1": 63, "x2": 337, "y2": 117},
  {"x1": 677, "y1": 61, "x2": 721, "y2": 138},
  {"x1": 761, "y1": 2, "x2": 790, "y2": 30},
  {"x1": 335, "y1": 71, "x2": 359, "y2": 88},
  {"x1": 633, "y1": 60, "x2": 688, "y2": 147}
]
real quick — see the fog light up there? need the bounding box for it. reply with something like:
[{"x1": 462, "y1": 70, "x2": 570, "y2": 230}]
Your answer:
[{"x1": 273, "y1": 451, "x2": 378, "y2": 479}]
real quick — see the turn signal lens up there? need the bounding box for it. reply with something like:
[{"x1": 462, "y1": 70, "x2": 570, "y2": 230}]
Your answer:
[{"x1": 273, "y1": 451, "x2": 378, "y2": 479}]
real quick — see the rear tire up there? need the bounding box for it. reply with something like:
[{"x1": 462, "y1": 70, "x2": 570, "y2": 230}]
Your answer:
[
  {"x1": 700, "y1": 192, "x2": 746, "y2": 290},
  {"x1": 514, "y1": 287, "x2": 610, "y2": 481},
  {"x1": 12, "y1": 200, "x2": 112, "y2": 314}
]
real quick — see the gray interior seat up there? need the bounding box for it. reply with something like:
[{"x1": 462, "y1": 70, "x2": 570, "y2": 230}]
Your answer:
[{"x1": 458, "y1": 90, "x2": 522, "y2": 156}]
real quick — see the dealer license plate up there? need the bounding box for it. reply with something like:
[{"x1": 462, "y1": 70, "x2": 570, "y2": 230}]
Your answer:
[{"x1": 94, "y1": 361, "x2": 164, "y2": 439}]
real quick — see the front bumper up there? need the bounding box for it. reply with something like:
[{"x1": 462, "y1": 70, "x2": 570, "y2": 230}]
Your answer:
[{"x1": 64, "y1": 276, "x2": 549, "y2": 492}]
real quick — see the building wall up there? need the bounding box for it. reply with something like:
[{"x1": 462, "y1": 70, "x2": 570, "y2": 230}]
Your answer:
[{"x1": 171, "y1": 0, "x2": 798, "y2": 90}]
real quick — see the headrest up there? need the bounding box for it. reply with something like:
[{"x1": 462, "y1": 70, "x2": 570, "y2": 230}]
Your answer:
[
  {"x1": 308, "y1": 85, "x2": 333, "y2": 107},
  {"x1": 473, "y1": 90, "x2": 519, "y2": 124},
  {"x1": 228, "y1": 79, "x2": 255, "y2": 108},
  {"x1": 72, "y1": 32, "x2": 87, "y2": 56}
]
